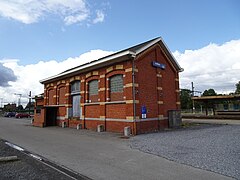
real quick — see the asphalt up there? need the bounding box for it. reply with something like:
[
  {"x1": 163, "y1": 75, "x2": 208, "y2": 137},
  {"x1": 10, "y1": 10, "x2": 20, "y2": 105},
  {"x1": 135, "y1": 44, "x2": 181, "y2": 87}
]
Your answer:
[{"x1": 0, "y1": 117, "x2": 234, "y2": 180}]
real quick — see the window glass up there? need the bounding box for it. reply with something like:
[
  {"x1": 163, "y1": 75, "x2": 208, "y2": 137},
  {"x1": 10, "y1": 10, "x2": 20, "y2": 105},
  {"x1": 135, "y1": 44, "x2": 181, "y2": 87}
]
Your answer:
[
  {"x1": 72, "y1": 95, "x2": 80, "y2": 117},
  {"x1": 89, "y1": 80, "x2": 98, "y2": 96},
  {"x1": 110, "y1": 75, "x2": 123, "y2": 92},
  {"x1": 71, "y1": 81, "x2": 81, "y2": 117},
  {"x1": 71, "y1": 81, "x2": 80, "y2": 94}
]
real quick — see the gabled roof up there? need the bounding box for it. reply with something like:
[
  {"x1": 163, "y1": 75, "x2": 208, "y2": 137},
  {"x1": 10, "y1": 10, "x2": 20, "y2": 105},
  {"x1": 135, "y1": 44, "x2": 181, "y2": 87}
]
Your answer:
[{"x1": 40, "y1": 37, "x2": 183, "y2": 84}]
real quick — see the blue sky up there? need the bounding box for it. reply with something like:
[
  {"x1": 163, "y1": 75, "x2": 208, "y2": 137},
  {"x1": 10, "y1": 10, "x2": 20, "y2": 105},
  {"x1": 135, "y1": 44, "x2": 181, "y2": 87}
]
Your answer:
[
  {"x1": 0, "y1": 0, "x2": 239, "y2": 65},
  {"x1": 0, "y1": 0, "x2": 240, "y2": 105}
]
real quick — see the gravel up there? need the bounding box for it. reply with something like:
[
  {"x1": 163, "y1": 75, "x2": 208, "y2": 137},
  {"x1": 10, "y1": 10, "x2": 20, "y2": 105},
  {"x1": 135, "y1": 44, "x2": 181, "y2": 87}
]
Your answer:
[
  {"x1": 0, "y1": 139, "x2": 77, "y2": 180},
  {"x1": 130, "y1": 124, "x2": 240, "y2": 179}
]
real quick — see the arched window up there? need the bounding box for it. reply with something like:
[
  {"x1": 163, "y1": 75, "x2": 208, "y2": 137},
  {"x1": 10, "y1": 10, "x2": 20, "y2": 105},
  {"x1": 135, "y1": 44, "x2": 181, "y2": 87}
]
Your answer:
[
  {"x1": 71, "y1": 81, "x2": 80, "y2": 94},
  {"x1": 58, "y1": 86, "x2": 66, "y2": 104},
  {"x1": 71, "y1": 81, "x2": 80, "y2": 117},
  {"x1": 110, "y1": 74, "x2": 123, "y2": 101},
  {"x1": 48, "y1": 89, "x2": 54, "y2": 105},
  {"x1": 89, "y1": 80, "x2": 98, "y2": 96},
  {"x1": 88, "y1": 79, "x2": 98, "y2": 103},
  {"x1": 110, "y1": 75, "x2": 123, "y2": 92}
]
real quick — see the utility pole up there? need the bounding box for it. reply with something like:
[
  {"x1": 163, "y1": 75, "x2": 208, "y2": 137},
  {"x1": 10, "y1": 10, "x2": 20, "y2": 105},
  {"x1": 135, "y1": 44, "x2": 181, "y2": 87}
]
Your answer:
[
  {"x1": 14, "y1": 93, "x2": 22, "y2": 107},
  {"x1": 191, "y1": 82, "x2": 195, "y2": 114},
  {"x1": 190, "y1": 82, "x2": 202, "y2": 114},
  {"x1": 28, "y1": 91, "x2": 31, "y2": 115},
  {"x1": 191, "y1": 82, "x2": 194, "y2": 97}
]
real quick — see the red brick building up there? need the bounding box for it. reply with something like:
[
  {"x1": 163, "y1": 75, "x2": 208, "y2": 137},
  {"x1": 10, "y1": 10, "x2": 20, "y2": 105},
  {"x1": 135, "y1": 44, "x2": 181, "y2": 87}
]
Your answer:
[{"x1": 34, "y1": 37, "x2": 183, "y2": 135}]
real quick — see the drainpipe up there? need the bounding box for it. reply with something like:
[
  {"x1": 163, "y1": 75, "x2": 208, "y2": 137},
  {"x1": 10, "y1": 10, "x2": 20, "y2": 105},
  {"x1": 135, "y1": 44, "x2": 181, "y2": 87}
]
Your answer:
[{"x1": 131, "y1": 54, "x2": 137, "y2": 135}]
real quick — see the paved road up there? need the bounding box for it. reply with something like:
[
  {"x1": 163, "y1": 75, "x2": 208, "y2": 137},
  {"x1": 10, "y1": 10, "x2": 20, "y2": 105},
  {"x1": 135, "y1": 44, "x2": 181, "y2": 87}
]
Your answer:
[{"x1": 0, "y1": 117, "x2": 233, "y2": 180}]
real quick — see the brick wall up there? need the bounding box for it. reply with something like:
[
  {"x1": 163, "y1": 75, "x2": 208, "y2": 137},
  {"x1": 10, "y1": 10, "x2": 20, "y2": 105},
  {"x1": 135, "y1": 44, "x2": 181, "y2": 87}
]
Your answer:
[
  {"x1": 135, "y1": 45, "x2": 179, "y2": 130},
  {"x1": 33, "y1": 98, "x2": 45, "y2": 127},
  {"x1": 106, "y1": 103, "x2": 126, "y2": 119},
  {"x1": 35, "y1": 43, "x2": 180, "y2": 134},
  {"x1": 85, "y1": 105, "x2": 100, "y2": 118}
]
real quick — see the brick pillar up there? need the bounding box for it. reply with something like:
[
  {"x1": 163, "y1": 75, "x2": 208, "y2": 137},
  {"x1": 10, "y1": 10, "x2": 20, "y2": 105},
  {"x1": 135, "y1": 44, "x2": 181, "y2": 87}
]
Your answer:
[
  {"x1": 44, "y1": 87, "x2": 47, "y2": 105},
  {"x1": 99, "y1": 74, "x2": 106, "y2": 129},
  {"x1": 56, "y1": 88, "x2": 59, "y2": 105},
  {"x1": 65, "y1": 83, "x2": 71, "y2": 104},
  {"x1": 53, "y1": 85, "x2": 57, "y2": 105},
  {"x1": 124, "y1": 68, "x2": 134, "y2": 119},
  {"x1": 106, "y1": 76, "x2": 110, "y2": 102},
  {"x1": 65, "y1": 82, "x2": 72, "y2": 119},
  {"x1": 85, "y1": 81, "x2": 89, "y2": 102},
  {"x1": 81, "y1": 79, "x2": 86, "y2": 128},
  {"x1": 175, "y1": 73, "x2": 181, "y2": 110}
]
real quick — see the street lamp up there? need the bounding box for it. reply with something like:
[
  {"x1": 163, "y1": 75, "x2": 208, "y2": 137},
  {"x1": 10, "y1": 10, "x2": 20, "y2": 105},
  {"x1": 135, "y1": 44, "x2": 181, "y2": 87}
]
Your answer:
[{"x1": 14, "y1": 93, "x2": 22, "y2": 107}]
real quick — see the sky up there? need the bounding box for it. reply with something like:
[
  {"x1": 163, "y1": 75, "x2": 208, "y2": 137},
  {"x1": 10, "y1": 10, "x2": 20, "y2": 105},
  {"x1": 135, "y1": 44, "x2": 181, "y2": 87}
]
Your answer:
[{"x1": 0, "y1": 0, "x2": 240, "y2": 107}]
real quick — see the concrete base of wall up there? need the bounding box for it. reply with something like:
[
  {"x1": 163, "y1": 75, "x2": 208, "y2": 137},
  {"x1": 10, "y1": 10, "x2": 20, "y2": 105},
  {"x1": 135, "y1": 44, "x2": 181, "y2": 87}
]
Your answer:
[{"x1": 32, "y1": 118, "x2": 170, "y2": 135}]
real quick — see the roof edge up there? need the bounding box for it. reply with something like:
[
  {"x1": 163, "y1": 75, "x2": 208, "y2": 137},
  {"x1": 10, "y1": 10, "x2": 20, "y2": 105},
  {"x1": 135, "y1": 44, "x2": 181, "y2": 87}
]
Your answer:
[
  {"x1": 135, "y1": 37, "x2": 183, "y2": 72},
  {"x1": 160, "y1": 38, "x2": 184, "y2": 72},
  {"x1": 135, "y1": 37, "x2": 162, "y2": 55},
  {"x1": 40, "y1": 37, "x2": 184, "y2": 84},
  {"x1": 40, "y1": 50, "x2": 135, "y2": 84}
]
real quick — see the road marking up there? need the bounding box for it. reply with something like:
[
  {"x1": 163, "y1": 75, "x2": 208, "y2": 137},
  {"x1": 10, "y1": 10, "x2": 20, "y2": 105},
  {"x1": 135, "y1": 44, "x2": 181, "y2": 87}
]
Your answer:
[
  {"x1": 5, "y1": 140, "x2": 91, "y2": 180},
  {"x1": 29, "y1": 154, "x2": 42, "y2": 161},
  {"x1": 5, "y1": 142, "x2": 24, "y2": 151}
]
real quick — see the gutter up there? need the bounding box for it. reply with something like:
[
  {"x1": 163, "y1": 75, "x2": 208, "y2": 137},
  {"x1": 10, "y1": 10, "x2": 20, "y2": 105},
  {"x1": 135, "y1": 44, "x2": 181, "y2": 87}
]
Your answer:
[{"x1": 131, "y1": 54, "x2": 137, "y2": 135}]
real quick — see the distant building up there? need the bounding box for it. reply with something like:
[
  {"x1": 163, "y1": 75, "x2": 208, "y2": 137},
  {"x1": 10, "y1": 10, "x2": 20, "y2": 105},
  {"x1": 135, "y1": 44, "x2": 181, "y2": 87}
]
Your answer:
[
  {"x1": 4, "y1": 103, "x2": 17, "y2": 112},
  {"x1": 192, "y1": 95, "x2": 240, "y2": 116},
  {"x1": 34, "y1": 37, "x2": 183, "y2": 135}
]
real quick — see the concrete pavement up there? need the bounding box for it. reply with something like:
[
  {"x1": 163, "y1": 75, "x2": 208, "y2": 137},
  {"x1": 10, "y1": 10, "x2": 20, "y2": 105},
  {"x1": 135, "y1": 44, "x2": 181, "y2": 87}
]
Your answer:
[{"x1": 0, "y1": 117, "x2": 233, "y2": 180}]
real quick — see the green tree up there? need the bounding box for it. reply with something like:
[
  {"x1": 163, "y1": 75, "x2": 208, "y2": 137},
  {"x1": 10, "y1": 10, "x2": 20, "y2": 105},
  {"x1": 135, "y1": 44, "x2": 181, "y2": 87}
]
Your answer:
[
  {"x1": 202, "y1": 88, "x2": 217, "y2": 96},
  {"x1": 25, "y1": 102, "x2": 34, "y2": 110},
  {"x1": 235, "y1": 81, "x2": 240, "y2": 94},
  {"x1": 202, "y1": 88, "x2": 217, "y2": 115},
  {"x1": 180, "y1": 89, "x2": 192, "y2": 109},
  {"x1": 17, "y1": 105, "x2": 24, "y2": 111}
]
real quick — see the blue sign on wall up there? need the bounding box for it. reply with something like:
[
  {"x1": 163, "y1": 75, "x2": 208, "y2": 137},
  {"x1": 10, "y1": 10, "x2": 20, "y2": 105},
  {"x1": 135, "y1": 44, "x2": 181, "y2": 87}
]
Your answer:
[
  {"x1": 141, "y1": 105, "x2": 147, "y2": 119},
  {"x1": 152, "y1": 61, "x2": 166, "y2": 70}
]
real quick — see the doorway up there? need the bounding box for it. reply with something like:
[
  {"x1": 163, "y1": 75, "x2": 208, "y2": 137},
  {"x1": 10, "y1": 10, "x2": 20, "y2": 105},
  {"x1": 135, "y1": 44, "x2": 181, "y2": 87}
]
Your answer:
[{"x1": 45, "y1": 107, "x2": 57, "y2": 126}]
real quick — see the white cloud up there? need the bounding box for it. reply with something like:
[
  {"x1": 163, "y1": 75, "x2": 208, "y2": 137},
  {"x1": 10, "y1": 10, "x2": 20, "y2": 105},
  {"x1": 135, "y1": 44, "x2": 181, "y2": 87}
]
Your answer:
[
  {"x1": 0, "y1": 1, "x2": 42, "y2": 24},
  {"x1": 1, "y1": 39, "x2": 239, "y2": 107},
  {"x1": 0, "y1": 0, "x2": 105, "y2": 25},
  {"x1": 0, "y1": 50, "x2": 113, "y2": 107},
  {"x1": 93, "y1": 10, "x2": 105, "y2": 24},
  {"x1": 0, "y1": 62, "x2": 17, "y2": 87},
  {"x1": 64, "y1": 13, "x2": 88, "y2": 25},
  {"x1": 174, "y1": 39, "x2": 240, "y2": 94}
]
